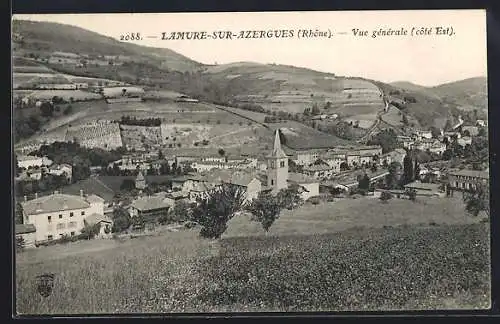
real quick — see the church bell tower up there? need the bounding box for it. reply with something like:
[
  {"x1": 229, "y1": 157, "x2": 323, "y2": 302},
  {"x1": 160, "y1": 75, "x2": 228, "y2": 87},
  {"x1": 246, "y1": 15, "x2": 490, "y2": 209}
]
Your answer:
[{"x1": 267, "y1": 129, "x2": 288, "y2": 193}]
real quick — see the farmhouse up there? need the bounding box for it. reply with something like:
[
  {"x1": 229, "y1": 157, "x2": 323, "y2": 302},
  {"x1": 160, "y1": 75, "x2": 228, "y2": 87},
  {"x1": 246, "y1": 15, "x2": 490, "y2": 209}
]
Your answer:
[
  {"x1": 83, "y1": 213, "x2": 113, "y2": 239},
  {"x1": 20, "y1": 190, "x2": 105, "y2": 243},
  {"x1": 128, "y1": 192, "x2": 174, "y2": 221},
  {"x1": 15, "y1": 224, "x2": 37, "y2": 249},
  {"x1": 404, "y1": 181, "x2": 445, "y2": 197},
  {"x1": 194, "y1": 169, "x2": 263, "y2": 202},
  {"x1": 448, "y1": 169, "x2": 489, "y2": 191},
  {"x1": 47, "y1": 163, "x2": 72, "y2": 181},
  {"x1": 303, "y1": 162, "x2": 335, "y2": 179},
  {"x1": 380, "y1": 148, "x2": 406, "y2": 165}
]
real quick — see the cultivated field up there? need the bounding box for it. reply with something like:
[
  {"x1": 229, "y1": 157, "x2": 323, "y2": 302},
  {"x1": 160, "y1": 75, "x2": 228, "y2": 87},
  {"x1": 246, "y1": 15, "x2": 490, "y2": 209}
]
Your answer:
[{"x1": 15, "y1": 196, "x2": 490, "y2": 314}]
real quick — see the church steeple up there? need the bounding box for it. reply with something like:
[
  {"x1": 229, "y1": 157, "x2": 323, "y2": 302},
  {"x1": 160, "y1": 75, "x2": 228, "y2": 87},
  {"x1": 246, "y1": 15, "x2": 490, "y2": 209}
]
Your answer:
[
  {"x1": 267, "y1": 129, "x2": 288, "y2": 193},
  {"x1": 271, "y1": 128, "x2": 287, "y2": 158}
]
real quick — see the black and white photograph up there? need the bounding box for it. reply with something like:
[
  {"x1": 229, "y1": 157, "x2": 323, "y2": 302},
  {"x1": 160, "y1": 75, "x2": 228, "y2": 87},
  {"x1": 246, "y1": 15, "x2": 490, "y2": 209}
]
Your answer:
[{"x1": 12, "y1": 10, "x2": 490, "y2": 314}]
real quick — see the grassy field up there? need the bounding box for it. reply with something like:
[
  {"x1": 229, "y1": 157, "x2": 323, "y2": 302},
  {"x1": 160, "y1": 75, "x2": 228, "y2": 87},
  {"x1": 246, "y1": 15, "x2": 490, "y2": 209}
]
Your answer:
[{"x1": 15, "y1": 196, "x2": 490, "y2": 314}]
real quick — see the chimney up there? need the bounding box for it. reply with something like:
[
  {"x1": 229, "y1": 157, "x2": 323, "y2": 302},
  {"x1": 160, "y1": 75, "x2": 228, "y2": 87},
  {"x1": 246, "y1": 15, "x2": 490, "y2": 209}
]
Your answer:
[
  {"x1": 24, "y1": 195, "x2": 27, "y2": 202},
  {"x1": 34, "y1": 192, "x2": 38, "y2": 199},
  {"x1": 80, "y1": 189, "x2": 84, "y2": 198}
]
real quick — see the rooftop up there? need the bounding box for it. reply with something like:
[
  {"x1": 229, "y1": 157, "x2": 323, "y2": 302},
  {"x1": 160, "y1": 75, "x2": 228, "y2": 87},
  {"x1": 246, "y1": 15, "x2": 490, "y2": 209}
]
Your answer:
[
  {"x1": 288, "y1": 172, "x2": 318, "y2": 184},
  {"x1": 404, "y1": 181, "x2": 441, "y2": 191},
  {"x1": 85, "y1": 213, "x2": 112, "y2": 225},
  {"x1": 15, "y1": 223, "x2": 36, "y2": 235},
  {"x1": 21, "y1": 193, "x2": 91, "y2": 215},
  {"x1": 448, "y1": 169, "x2": 489, "y2": 179},
  {"x1": 130, "y1": 194, "x2": 174, "y2": 212}
]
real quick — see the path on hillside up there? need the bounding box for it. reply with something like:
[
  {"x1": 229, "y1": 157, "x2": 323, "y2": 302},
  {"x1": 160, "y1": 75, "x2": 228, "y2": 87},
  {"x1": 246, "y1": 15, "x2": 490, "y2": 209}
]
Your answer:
[
  {"x1": 357, "y1": 92, "x2": 389, "y2": 143},
  {"x1": 213, "y1": 105, "x2": 271, "y2": 129}
]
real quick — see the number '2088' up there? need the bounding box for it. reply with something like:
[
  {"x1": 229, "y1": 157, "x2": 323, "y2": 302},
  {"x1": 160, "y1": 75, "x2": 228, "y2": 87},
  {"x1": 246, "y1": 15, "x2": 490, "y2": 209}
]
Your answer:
[{"x1": 120, "y1": 33, "x2": 142, "y2": 41}]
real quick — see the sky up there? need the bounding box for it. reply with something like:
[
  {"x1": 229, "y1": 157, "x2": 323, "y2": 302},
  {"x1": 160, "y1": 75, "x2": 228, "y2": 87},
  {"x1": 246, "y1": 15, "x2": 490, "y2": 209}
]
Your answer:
[{"x1": 13, "y1": 10, "x2": 487, "y2": 87}]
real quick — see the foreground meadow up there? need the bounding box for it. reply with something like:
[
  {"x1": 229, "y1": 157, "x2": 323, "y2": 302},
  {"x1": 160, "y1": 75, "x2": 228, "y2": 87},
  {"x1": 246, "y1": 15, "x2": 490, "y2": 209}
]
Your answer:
[{"x1": 15, "y1": 197, "x2": 490, "y2": 314}]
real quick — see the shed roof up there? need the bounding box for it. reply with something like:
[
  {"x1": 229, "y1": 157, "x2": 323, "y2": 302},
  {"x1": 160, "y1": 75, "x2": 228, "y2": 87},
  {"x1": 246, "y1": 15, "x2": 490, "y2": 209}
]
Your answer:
[{"x1": 15, "y1": 224, "x2": 36, "y2": 234}]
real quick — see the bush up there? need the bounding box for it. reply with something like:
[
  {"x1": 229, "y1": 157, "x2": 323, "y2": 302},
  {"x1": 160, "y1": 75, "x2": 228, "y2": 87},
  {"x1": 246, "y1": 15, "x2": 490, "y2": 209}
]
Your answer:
[
  {"x1": 379, "y1": 191, "x2": 393, "y2": 203},
  {"x1": 308, "y1": 197, "x2": 321, "y2": 205}
]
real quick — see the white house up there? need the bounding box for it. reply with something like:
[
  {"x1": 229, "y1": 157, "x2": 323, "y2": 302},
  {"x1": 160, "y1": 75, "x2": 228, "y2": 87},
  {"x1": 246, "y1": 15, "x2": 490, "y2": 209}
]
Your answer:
[
  {"x1": 47, "y1": 163, "x2": 73, "y2": 181},
  {"x1": 20, "y1": 190, "x2": 105, "y2": 243}
]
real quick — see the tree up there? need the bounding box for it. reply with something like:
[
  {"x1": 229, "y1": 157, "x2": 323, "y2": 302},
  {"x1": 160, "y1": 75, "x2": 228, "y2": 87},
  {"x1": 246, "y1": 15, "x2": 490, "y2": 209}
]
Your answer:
[
  {"x1": 311, "y1": 103, "x2": 321, "y2": 115},
  {"x1": 367, "y1": 129, "x2": 398, "y2": 154},
  {"x1": 120, "y1": 179, "x2": 136, "y2": 191},
  {"x1": 112, "y1": 207, "x2": 131, "y2": 233},
  {"x1": 15, "y1": 202, "x2": 24, "y2": 224},
  {"x1": 379, "y1": 191, "x2": 393, "y2": 203},
  {"x1": 218, "y1": 148, "x2": 226, "y2": 157},
  {"x1": 14, "y1": 155, "x2": 20, "y2": 177},
  {"x1": 191, "y1": 183, "x2": 247, "y2": 239},
  {"x1": 276, "y1": 184, "x2": 303, "y2": 210},
  {"x1": 414, "y1": 159, "x2": 421, "y2": 181},
  {"x1": 160, "y1": 200, "x2": 191, "y2": 225},
  {"x1": 386, "y1": 162, "x2": 402, "y2": 189},
  {"x1": 402, "y1": 114, "x2": 409, "y2": 126},
  {"x1": 430, "y1": 126, "x2": 441, "y2": 139},
  {"x1": 370, "y1": 163, "x2": 378, "y2": 173},
  {"x1": 402, "y1": 154, "x2": 414, "y2": 185},
  {"x1": 463, "y1": 181, "x2": 490, "y2": 217},
  {"x1": 81, "y1": 221, "x2": 101, "y2": 240},
  {"x1": 358, "y1": 173, "x2": 370, "y2": 192},
  {"x1": 246, "y1": 192, "x2": 281, "y2": 232},
  {"x1": 478, "y1": 127, "x2": 486, "y2": 137},
  {"x1": 40, "y1": 101, "x2": 54, "y2": 117},
  {"x1": 405, "y1": 188, "x2": 417, "y2": 201},
  {"x1": 16, "y1": 236, "x2": 25, "y2": 253}
]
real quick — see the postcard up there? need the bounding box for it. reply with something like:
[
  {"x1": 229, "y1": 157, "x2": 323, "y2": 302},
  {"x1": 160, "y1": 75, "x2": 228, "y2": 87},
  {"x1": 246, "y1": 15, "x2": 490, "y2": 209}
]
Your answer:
[{"x1": 12, "y1": 10, "x2": 490, "y2": 315}]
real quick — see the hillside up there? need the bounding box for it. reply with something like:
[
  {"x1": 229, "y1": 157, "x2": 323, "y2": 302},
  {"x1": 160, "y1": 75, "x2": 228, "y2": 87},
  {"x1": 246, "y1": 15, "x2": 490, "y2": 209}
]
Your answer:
[
  {"x1": 388, "y1": 77, "x2": 487, "y2": 124},
  {"x1": 12, "y1": 19, "x2": 202, "y2": 72},
  {"x1": 432, "y1": 77, "x2": 487, "y2": 111},
  {"x1": 12, "y1": 19, "x2": 487, "y2": 136}
]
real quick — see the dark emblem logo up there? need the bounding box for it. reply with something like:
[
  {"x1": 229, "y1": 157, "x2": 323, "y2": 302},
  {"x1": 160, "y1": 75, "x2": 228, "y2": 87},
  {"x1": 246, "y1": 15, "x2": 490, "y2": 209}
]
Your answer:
[{"x1": 36, "y1": 273, "x2": 55, "y2": 298}]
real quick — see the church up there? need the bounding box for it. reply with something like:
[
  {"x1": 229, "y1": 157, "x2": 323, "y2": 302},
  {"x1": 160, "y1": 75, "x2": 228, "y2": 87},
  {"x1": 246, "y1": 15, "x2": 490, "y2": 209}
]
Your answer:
[{"x1": 263, "y1": 129, "x2": 319, "y2": 201}]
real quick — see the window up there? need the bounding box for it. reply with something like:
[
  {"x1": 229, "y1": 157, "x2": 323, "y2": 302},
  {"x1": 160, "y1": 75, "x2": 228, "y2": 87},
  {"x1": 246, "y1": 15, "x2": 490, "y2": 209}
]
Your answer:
[
  {"x1": 271, "y1": 180, "x2": 274, "y2": 185},
  {"x1": 81, "y1": 211, "x2": 85, "y2": 216},
  {"x1": 57, "y1": 223, "x2": 65, "y2": 230},
  {"x1": 280, "y1": 161, "x2": 285, "y2": 168},
  {"x1": 47, "y1": 235, "x2": 53, "y2": 240},
  {"x1": 70, "y1": 232, "x2": 75, "y2": 236},
  {"x1": 70, "y1": 212, "x2": 74, "y2": 217},
  {"x1": 59, "y1": 214, "x2": 63, "y2": 219},
  {"x1": 47, "y1": 216, "x2": 52, "y2": 223}
]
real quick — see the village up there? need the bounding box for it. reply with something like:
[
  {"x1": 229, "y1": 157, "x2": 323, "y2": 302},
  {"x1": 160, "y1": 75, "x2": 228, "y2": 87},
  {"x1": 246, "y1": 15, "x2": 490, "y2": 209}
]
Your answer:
[
  {"x1": 12, "y1": 12, "x2": 493, "y2": 315},
  {"x1": 14, "y1": 112, "x2": 489, "y2": 249}
]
